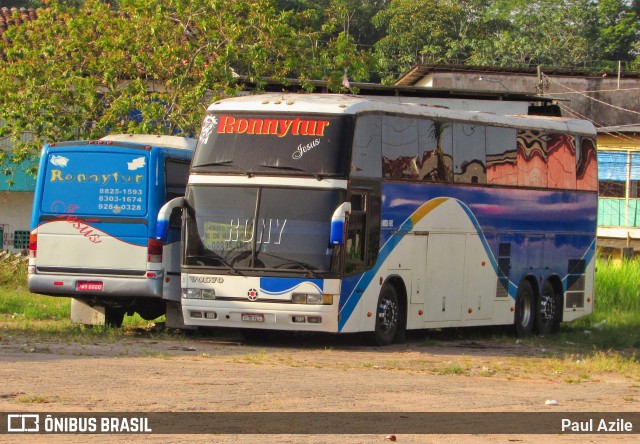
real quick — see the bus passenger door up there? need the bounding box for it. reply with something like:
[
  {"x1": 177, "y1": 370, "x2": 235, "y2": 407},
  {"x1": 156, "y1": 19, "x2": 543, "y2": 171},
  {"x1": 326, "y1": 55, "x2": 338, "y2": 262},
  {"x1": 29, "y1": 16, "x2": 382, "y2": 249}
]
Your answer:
[
  {"x1": 408, "y1": 233, "x2": 427, "y2": 328},
  {"x1": 410, "y1": 233, "x2": 428, "y2": 304},
  {"x1": 424, "y1": 233, "x2": 465, "y2": 323},
  {"x1": 463, "y1": 234, "x2": 495, "y2": 321}
]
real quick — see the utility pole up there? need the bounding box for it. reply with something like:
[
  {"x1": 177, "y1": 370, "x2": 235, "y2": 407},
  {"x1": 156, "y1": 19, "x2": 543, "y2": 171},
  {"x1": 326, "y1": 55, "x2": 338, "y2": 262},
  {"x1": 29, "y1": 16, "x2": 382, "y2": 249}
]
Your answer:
[{"x1": 536, "y1": 65, "x2": 543, "y2": 95}]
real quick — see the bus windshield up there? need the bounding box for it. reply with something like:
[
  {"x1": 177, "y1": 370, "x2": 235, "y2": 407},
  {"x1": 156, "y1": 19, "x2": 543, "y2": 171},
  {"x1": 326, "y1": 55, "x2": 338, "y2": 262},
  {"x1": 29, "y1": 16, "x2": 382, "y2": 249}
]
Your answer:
[
  {"x1": 192, "y1": 113, "x2": 352, "y2": 178},
  {"x1": 184, "y1": 186, "x2": 345, "y2": 274}
]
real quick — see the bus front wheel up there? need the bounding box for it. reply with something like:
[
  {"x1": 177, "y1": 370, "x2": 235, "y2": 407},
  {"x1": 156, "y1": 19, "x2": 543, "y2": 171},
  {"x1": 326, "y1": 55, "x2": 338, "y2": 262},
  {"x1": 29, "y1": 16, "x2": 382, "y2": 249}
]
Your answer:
[
  {"x1": 372, "y1": 285, "x2": 402, "y2": 346},
  {"x1": 514, "y1": 281, "x2": 535, "y2": 337}
]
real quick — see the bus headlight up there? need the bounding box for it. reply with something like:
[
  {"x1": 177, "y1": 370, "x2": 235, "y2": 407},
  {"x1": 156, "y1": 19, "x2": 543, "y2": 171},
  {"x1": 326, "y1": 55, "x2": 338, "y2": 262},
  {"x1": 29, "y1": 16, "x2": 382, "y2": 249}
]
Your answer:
[
  {"x1": 201, "y1": 289, "x2": 216, "y2": 300},
  {"x1": 183, "y1": 288, "x2": 202, "y2": 299},
  {"x1": 183, "y1": 288, "x2": 216, "y2": 299},
  {"x1": 291, "y1": 293, "x2": 333, "y2": 305}
]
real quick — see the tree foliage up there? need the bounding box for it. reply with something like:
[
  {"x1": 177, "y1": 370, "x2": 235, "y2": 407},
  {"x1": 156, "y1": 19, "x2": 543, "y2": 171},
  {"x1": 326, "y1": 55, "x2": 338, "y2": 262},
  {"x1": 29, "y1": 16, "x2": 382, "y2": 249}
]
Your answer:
[
  {"x1": 1, "y1": 0, "x2": 640, "y2": 177},
  {"x1": 0, "y1": 0, "x2": 373, "y2": 173}
]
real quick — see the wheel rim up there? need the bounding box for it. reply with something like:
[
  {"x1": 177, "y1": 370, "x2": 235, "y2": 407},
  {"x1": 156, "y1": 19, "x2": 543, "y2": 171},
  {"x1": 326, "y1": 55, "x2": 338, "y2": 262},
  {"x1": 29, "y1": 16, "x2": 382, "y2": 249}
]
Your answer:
[
  {"x1": 518, "y1": 293, "x2": 532, "y2": 327},
  {"x1": 378, "y1": 296, "x2": 398, "y2": 334},
  {"x1": 539, "y1": 292, "x2": 555, "y2": 322}
]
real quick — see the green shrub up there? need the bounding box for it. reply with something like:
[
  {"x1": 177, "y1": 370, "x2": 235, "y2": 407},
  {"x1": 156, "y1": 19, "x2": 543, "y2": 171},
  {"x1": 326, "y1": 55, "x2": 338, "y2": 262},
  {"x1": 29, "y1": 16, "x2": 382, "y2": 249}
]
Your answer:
[{"x1": 0, "y1": 251, "x2": 28, "y2": 287}]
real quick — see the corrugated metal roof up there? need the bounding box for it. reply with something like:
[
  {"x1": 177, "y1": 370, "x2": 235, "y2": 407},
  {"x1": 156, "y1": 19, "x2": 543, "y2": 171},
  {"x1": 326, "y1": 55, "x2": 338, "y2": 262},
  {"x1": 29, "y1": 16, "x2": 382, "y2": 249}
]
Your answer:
[
  {"x1": 395, "y1": 64, "x2": 640, "y2": 86},
  {"x1": 598, "y1": 125, "x2": 640, "y2": 134}
]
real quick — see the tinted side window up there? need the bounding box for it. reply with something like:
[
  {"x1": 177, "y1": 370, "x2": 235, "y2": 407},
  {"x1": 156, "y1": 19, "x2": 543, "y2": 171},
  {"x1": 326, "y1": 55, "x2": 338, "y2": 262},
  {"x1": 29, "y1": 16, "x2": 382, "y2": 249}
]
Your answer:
[
  {"x1": 453, "y1": 123, "x2": 486, "y2": 184},
  {"x1": 517, "y1": 129, "x2": 548, "y2": 188},
  {"x1": 486, "y1": 127, "x2": 518, "y2": 186},
  {"x1": 577, "y1": 136, "x2": 598, "y2": 191},
  {"x1": 547, "y1": 133, "x2": 576, "y2": 189},
  {"x1": 352, "y1": 115, "x2": 382, "y2": 178},
  {"x1": 345, "y1": 192, "x2": 367, "y2": 275},
  {"x1": 381, "y1": 116, "x2": 453, "y2": 182},
  {"x1": 165, "y1": 159, "x2": 190, "y2": 201},
  {"x1": 417, "y1": 120, "x2": 453, "y2": 182},
  {"x1": 382, "y1": 116, "x2": 419, "y2": 179}
]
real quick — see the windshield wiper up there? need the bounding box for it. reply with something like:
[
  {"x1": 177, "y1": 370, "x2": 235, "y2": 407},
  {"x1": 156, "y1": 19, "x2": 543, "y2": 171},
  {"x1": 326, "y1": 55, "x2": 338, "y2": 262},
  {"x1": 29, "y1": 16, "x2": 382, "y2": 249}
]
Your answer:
[
  {"x1": 186, "y1": 254, "x2": 243, "y2": 275},
  {"x1": 193, "y1": 160, "x2": 252, "y2": 177},
  {"x1": 257, "y1": 252, "x2": 321, "y2": 278},
  {"x1": 259, "y1": 163, "x2": 308, "y2": 173},
  {"x1": 259, "y1": 163, "x2": 324, "y2": 181}
]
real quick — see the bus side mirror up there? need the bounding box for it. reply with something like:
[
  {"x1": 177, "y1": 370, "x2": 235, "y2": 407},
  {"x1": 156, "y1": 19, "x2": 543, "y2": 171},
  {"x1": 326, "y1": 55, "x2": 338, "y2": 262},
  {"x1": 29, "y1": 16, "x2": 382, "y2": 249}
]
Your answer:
[
  {"x1": 156, "y1": 197, "x2": 185, "y2": 243},
  {"x1": 329, "y1": 202, "x2": 351, "y2": 246}
]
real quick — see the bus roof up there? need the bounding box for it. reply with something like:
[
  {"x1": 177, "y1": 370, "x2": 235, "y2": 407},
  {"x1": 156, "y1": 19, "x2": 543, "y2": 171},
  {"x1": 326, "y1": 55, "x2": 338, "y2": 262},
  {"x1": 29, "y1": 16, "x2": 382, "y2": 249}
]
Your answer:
[
  {"x1": 100, "y1": 134, "x2": 197, "y2": 151},
  {"x1": 207, "y1": 93, "x2": 596, "y2": 137}
]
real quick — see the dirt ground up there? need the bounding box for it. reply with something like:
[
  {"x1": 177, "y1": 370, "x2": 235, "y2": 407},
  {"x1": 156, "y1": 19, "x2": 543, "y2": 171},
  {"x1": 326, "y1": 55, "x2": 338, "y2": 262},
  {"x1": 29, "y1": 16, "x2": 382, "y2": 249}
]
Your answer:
[{"x1": 0, "y1": 327, "x2": 638, "y2": 444}]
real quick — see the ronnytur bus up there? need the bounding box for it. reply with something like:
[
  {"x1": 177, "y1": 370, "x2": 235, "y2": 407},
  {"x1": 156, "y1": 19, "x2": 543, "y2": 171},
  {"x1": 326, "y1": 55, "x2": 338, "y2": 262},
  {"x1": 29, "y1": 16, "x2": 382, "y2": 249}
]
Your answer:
[{"x1": 168, "y1": 94, "x2": 596, "y2": 345}]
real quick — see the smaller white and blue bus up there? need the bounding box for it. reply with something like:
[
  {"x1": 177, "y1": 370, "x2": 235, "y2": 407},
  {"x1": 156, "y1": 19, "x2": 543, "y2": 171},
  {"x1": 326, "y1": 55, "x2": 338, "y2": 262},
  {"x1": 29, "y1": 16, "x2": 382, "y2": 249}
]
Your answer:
[{"x1": 28, "y1": 134, "x2": 195, "y2": 326}]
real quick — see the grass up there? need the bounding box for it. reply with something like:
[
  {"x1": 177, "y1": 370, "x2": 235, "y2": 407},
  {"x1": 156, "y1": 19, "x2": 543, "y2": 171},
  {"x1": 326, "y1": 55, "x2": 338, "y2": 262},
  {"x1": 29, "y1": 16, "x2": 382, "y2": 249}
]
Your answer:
[
  {"x1": 0, "y1": 252, "x2": 178, "y2": 341},
  {"x1": 0, "y1": 252, "x2": 638, "y2": 358},
  {"x1": 594, "y1": 257, "x2": 640, "y2": 312}
]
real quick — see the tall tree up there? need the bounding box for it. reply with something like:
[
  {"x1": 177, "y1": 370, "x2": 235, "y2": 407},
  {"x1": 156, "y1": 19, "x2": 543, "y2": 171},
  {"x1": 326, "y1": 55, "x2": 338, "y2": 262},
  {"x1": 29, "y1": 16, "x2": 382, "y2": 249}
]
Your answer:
[
  {"x1": 587, "y1": 0, "x2": 639, "y2": 64},
  {"x1": 467, "y1": 0, "x2": 639, "y2": 68},
  {"x1": 372, "y1": 0, "x2": 479, "y2": 83},
  {"x1": 0, "y1": 0, "x2": 371, "y2": 176},
  {"x1": 466, "y1": 0, "x2": 590, "y2": 67}
]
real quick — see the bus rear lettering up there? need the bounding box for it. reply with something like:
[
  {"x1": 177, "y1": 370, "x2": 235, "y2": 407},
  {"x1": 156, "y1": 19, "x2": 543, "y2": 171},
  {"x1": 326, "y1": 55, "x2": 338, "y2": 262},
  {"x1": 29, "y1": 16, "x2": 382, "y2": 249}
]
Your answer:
[{"x1": 49, "y1": 170, "x2": 144, "y2": 184}]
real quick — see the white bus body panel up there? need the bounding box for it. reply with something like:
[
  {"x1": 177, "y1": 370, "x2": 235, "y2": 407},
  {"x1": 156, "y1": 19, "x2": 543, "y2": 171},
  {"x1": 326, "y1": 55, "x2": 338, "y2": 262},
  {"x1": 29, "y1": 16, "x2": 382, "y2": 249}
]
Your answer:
[
  {"x1": 35, "y1": 220, "x2": 145, "y2": 270},
  {"x1": 28, "y1": 220, "x2": 167, "y2": 299},
  {"x1": 342, "y1": 197, "x2": 515, "y2": 333}
]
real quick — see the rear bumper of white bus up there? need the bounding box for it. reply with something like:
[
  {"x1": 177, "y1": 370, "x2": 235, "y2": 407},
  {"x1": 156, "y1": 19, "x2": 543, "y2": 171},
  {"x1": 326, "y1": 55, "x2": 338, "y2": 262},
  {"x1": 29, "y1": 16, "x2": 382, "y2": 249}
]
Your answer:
[
  {"x1": 28, "y1": 272, "x2": 165, "y2": 299},
  {"x1": 181, "y1": 299, "x2": 340, "y2": 333}
]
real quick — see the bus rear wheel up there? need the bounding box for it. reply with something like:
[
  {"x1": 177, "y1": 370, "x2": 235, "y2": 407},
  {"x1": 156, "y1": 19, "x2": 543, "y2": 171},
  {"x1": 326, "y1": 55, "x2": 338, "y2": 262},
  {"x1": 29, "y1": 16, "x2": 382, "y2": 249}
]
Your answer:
[
  {"x1": 104, "y1": 307, "x2": 125, "y2": 328},
  {"x1": 372, "y1": 285, "x2": 402, "y2": 346},
  {"x1": 536, "y1": 281, "x2": 561, "y2": 335},
  {"x1": 514, "y1": 281, "x2": 535, "y2": 337}
]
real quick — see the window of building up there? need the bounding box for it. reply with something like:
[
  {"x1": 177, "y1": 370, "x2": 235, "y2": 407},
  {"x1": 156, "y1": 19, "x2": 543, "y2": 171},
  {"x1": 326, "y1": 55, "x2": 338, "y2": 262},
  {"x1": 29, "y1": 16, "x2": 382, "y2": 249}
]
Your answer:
[{"x1": 13, "y1": 230, "x2": 30, "y2": 250}]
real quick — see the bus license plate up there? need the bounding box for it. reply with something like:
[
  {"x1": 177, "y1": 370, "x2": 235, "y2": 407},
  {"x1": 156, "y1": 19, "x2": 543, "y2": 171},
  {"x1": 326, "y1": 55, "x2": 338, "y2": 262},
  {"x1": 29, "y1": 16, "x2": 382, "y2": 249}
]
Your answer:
[
  {"x1": 241, "y1": 313, "x2": 264, "y2": 322},
  {"x1": 76, "y1": 281, "x2": 103, "y2": 291}
]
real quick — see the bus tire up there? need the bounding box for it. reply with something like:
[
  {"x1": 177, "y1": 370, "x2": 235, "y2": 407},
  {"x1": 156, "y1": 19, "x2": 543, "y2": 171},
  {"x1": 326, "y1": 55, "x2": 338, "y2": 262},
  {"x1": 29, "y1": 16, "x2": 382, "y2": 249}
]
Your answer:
[
  {"x1": 104, "y1": 307, "x2": 125, "y2": 328},
  {"x1": 372, "y1": 285, "x2": 401, "y2": 346},
  {"x1": 240, "y1": 329, "x2": 273, "y2": 342},
  {"x1": 536, "y1": 280, "x2": 561, "y2": 335},
  {"x1": 514, "y1": 280, "x2": 535, "y2": 337},
  {"x1": 136, "y1": 304, "x2": 165, "y2": 321}
]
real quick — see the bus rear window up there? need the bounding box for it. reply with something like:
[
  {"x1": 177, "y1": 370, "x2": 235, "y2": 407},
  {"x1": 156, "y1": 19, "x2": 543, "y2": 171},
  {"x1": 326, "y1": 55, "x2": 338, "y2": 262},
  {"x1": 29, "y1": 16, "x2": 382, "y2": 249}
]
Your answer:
[{"x1": 41, "y1": 151, "x2": 148, "y2": 217}]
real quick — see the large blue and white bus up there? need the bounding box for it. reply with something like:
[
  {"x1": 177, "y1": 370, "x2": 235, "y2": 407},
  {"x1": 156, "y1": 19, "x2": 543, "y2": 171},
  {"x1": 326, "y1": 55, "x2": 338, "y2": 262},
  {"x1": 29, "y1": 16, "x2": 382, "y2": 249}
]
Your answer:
[
  {"x1": 28, "y1": 134, "x2": 195, "y2": 326},
  {"x1": 174, "y1": 94, "x2": 597, "y2": 345}
]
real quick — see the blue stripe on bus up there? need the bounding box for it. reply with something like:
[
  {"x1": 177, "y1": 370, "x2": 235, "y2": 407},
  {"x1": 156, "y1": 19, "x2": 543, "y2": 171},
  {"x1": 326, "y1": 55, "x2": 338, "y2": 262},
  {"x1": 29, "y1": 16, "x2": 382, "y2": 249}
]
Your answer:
[
  {"x1": 260, "y1": 277, "x2": 324, "y2": 296},
  {"x1": 337, "y1": 183, "x2": 597, "y2": 332},
  {"x1": 338, "y1": 198, "x2": 454, "y2": 331}
]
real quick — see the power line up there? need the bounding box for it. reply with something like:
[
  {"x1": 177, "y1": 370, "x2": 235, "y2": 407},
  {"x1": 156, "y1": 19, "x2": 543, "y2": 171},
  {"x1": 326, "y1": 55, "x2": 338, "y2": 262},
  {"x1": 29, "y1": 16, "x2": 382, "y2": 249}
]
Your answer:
[
  {"x1": 545, "y1": 74, "x2": 640, "y2": 117},
  {"x1": 546, "y1": 87, "x2": 640, "y2": 96},
  {"x1": 558, "y1": 101, "x2": 638, "y2": 143}
]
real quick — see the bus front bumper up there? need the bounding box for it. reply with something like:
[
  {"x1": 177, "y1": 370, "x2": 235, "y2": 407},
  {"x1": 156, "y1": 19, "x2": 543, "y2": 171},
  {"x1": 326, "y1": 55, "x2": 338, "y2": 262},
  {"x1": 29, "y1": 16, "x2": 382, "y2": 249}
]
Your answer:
[{"x1": 181, "y1": 299, "x2": 340, "y2": 333}]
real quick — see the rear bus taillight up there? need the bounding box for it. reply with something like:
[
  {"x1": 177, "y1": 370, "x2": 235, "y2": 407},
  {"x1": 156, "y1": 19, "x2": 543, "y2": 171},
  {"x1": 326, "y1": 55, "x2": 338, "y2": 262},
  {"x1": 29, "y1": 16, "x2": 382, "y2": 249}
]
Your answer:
[
  {"x1": 28, "y1": 233, "x2": 37, "y2": 258},
  {"x1": 147, "y1": 238, "x2": 163, "y2": 263}
]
